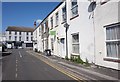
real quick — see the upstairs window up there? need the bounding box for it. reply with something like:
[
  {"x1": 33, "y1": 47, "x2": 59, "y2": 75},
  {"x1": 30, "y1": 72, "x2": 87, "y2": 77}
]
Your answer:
[
  {"x1": 9, "y1": 36, "x2": 11, "y2": 40},
  {"x1": 27, "y1": 32, "x2": 29, "y2": 35},
  {"x1": 105, "y1": 23, "x2": 120, "y2": 58},
  {"x1": 51, "y1": 17, "x2": 53, "y2": 29},
  {"x1": 26, "y1": 37, "x2": 29, "y2": 41},
  {"x1": 15, "y1": 31, "x2": 17, "y2": 35},
  {"x1": 31, "y1": 37, "x2": 33, "y2": 41},
  {"x1": 55, "y1": 12, "x2": 59, "y2": 26},
  {"x1": 31, "y1": 32, "x2": 33, "y2": 35},
  {"x1": 71, "y1": 0, "x2": 78, "y2": 17},
  {"x1": 15, "y1": 36, "x2": 17, "y2": 41},
  {"x1": 9, "y1": 31, "x2": 11, "y2": 35},
  {"x1": 62, "y1": 5, "x2": 67, "y2": 22},
  {"x1": 19, "y1": 32, "x2": 21, "y2": 35},
  {"x1": 19, "y1": 37, "x2": 21, "y2": 41}
]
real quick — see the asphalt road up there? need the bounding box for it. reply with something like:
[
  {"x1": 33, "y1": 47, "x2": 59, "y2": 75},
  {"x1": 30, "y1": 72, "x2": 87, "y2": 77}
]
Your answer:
[{"x1": 2, "y1": 49, "x2": 77, "y2": 81}]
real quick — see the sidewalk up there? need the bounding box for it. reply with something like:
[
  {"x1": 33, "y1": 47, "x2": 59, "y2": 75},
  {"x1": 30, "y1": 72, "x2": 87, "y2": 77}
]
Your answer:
[{"x1": 29, "y1": 50, "x2": 119, "y2": 82}]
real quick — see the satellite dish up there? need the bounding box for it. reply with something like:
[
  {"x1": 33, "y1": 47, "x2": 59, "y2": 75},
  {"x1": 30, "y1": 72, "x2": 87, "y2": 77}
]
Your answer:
[{"x1": 88, "y1": 1, "x2": 96, "y2": 12}]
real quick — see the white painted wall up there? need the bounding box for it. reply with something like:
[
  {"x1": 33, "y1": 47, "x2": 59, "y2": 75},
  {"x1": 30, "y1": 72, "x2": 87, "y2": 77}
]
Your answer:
[
  {"x1": 66, "y1": 0, "x2": 95, "y2": 63},
  {"x1": 6, "y1": 31, "x2": 33, "y2": 42},
  {"x1": 94, "y1": 0, "x2": 119, "y2": 70},
  {"x1": 48, "y1": 2, "x2": 66, "y2": 57}
]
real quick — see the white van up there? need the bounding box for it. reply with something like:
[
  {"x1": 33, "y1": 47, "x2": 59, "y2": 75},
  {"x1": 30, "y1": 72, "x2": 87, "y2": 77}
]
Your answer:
[{"x1": 7, "y1": 44, "x2": 12, "y2": 49}]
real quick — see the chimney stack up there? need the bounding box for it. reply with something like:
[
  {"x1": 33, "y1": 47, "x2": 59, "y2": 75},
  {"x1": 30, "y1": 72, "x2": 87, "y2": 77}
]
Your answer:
[{"x1": 34, "y1": 21, "x2": 36, "y2": 28}]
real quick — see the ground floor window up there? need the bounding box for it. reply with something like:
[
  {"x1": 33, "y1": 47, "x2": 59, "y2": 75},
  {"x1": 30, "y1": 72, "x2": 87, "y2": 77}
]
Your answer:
[
  {"x1": 26, "y1": 43, "x2": 33, "y2": 47},
  {"x1": 105, "y1": 23, "x2": 120, "y2": 58},
  {"x1": 72, "y1": 33, "x2": 79, "y2": 54}
]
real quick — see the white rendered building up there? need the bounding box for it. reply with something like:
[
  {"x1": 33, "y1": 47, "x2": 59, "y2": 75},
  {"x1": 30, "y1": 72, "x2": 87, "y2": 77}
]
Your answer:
[
  {"x1": 6, "y1": 26, "x2": 34, "y2": 48},
  {"x1": 33, "y1": 0, "x2": 120, "y2": 70}
]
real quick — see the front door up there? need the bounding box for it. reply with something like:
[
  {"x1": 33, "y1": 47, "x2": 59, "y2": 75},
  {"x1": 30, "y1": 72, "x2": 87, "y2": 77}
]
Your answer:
[{"x1": 60, "y1": 38, "x2": 65, "y2": 58}]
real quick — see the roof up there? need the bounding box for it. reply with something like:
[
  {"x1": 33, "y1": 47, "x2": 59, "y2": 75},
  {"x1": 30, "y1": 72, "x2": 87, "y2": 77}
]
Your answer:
[{"x1": 6, "y1": 26, "x2": 34, "y2": 32}]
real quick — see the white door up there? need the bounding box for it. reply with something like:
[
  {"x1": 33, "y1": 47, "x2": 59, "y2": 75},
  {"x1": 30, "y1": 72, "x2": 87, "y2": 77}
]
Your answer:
[{"x1": 60, "y1": 38, "x2": 65, "y2": 58}]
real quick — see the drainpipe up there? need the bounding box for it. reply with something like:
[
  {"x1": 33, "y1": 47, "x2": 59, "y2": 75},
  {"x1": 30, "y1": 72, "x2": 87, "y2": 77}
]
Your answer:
[{"x1": 64, "y1": 1, "x2": 69, "y2": 59}]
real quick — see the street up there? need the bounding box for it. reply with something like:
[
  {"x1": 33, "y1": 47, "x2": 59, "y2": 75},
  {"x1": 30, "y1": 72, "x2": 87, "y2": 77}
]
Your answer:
[{"x1": 2, "y1": 49, "x2": 78, "y2": 81}]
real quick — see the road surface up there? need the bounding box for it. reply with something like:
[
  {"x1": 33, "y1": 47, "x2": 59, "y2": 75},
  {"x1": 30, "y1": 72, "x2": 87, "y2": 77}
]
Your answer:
[{"x1": 2, "y1": 49, "x2": 78, "y2": 81}]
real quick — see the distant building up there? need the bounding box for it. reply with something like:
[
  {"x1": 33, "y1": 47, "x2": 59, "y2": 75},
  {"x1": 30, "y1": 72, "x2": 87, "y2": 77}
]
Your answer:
[
  {"x1": 6, "y1": 26, "x2": 34, "y2": 48},
  {"x1": 0, "y1": 33, "x2": 6, "y2": 43}
]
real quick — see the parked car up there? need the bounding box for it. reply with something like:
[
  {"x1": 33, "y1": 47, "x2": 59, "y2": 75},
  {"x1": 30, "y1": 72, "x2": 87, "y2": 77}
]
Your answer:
[
  {"x1": 18, "y1": 46, "x2": 23, "y2": 49},
  {"x1": 2, "y1": 43, "x2": 7, "y2": 52}
]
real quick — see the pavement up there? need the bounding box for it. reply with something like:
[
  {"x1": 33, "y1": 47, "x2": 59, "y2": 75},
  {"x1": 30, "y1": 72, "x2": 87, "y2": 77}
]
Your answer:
[
  {"x1": 28, "y1": 50, "x2": 120, "y2": 82},
  {"x1": 2, "y1": 49, "x2": 78, "y2": 81}
]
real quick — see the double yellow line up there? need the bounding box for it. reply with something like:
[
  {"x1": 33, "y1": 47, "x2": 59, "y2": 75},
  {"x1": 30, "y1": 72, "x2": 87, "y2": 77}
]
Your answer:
[{"x1": 28, "y1": 51, "x2": 85, "y2": 82}]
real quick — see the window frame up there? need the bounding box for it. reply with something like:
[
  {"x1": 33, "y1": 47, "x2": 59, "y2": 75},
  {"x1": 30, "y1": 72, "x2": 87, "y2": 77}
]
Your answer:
[
  {"x1": 19, "y1": 36, "x2": 21, "y2": 41},
  {"x1": 27, "y1": 32, "x2": 29, "y2": 35},
  {"x1": 26, "y1": 37, "x2": 29, "y2": 41},
  {"x1": 19, "y1": 32, "x2": 21, "y2": 35},
  {"x1": 104, "y1": 23, "x2": 120, "y2": 60},
  {"x1": 55, "y1": 12, "x2": 59, "y2": 26},
  {"x1": 62, "y1": 5, "x2": 67, "y2": 23},
  {"x1": 15, "y1": 36, "x2": 17, "y2": 41},
  {"x1": 50, "y1": 17, "x2": 53, "y2": 29},
  {"x1": 71, "y1": 0, "x2": 79, "y2": 18},
  {"x1": 9, "y1": 31, "x2": 11, "y2": 35},
  {"x1": 9, "y1": 36, "x2": 11, "y2": 40},
  {"x1": 15, "y1": 31, "x2": 17, "y2": 35},
  {"x1": 71, "y1": 33, "x2": 80, "y2": 54}
]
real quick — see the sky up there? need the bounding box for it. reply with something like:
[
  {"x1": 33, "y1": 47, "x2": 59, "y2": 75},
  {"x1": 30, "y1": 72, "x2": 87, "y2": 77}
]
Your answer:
[{"x1": 2, "y1": 2, "x2": 60, "y2": 32}]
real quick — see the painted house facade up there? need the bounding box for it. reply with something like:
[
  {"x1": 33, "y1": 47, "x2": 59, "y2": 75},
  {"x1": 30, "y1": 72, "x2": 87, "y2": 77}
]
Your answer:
[
  {"x1": 6, "y1": 26, "x2": 34, "y2": 48},
  {"x1": 94, "y1": 0, "x2": 120, "y2": 70},
  {"x1": 33, "y1": 0, "x2": 120, "y2": 70}
]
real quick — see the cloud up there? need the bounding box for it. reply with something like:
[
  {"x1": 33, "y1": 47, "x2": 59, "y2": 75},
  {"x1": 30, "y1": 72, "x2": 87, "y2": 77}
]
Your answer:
[{"x1": 36, "y1": 19, "x2": 42, "y2": 24}]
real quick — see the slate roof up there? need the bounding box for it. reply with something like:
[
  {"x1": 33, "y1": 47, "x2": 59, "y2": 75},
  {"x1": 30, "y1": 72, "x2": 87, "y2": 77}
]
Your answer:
[{"x1": 6, "y1": 26, "x2": 34, "y2": 32}]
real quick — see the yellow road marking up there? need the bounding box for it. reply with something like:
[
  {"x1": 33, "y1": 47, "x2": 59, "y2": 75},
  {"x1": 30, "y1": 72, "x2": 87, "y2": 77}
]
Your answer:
[{"x1": 28, "y1": 51, "x2": 86, "y2": 82}]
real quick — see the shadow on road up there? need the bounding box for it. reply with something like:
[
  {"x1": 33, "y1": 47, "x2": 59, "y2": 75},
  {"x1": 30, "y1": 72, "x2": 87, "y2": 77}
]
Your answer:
[{"x1": 2, "y1": 52, "x2": 12, "y2": 57}]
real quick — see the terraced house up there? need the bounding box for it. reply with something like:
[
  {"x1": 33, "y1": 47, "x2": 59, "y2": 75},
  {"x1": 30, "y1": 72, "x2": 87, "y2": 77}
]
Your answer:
[
  {"x1": 33, "y1": 0, "x2": 120, "y2": 70},
  {"x1": 6, "y1": 26, "x2": 34, "y2": 49}
]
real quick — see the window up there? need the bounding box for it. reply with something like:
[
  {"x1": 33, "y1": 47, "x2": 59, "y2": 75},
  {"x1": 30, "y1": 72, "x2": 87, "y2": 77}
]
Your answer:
[
  {"x1": 15, "y1": 36, "x2": 17, "y2": 41},
  {"x1": 62, "y1": 5, "x2": 67, "y2": 22},
  {"x1": 15, "y1": 31, "x2": 17, "y2": 35},
  {"x1": 9, "y1": 36, "x2": 11, "y2": 40},
  {"x1": 51, "y1": 17, "x2": 53, "y2": 29},
  {"x1": 31, "y1": 37, "x2": 33, "y2": 41},
  {"x1": 106, "y1": 23, "x2": 120, "y2": 58},
  {"x1": 19, "y1": 37, "x2": 21, "y2": 41},
  {"x1": 56, "y1": 12, "x2": 59, "y2": 26},
  {"x1": 27, "y1": 32, "x2": 29, "y2": 35},
  {"x1": 31, "y1": 32, "x2": 33, "y2": 35},
  {"x1": 9, "y1": 31, "x2": 11, "y2": 35},
  {"x1": 39, "y1": 27, "x2": 41, "y2": 36},
  {"x1": 26, "y1": 37, "x2": 29, "y2": 41},
  {"x1": 71, "y1": 0, "x2": 78, "y2": 17},
  {"x1": 72, "y1": 33, "x2": 79, "y2": 54},
  {"x1": 19, "y1": 32, "x2": 21, "y2": 35}
]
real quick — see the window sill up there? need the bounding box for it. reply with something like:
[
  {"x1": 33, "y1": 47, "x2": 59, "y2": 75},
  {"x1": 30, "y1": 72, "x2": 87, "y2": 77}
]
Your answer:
[
  {"x1": 104, "y1": 58, "x2": 120, "y2": 63},
  {"x1": 50, "y1": 28, "x2": 53, "y2": 30},
  {"x1": 71, "y1": 53, "x2": 80, "y2": 56},
  {"x1": 55, "y1": 25, "x2": 58, "y2": 27},
  {"x1": 70, "y1": 14, "x2": 79, "y2": 20},
  {"x1": 61, "y1": 21, "x2": 66, "y2": 24}
]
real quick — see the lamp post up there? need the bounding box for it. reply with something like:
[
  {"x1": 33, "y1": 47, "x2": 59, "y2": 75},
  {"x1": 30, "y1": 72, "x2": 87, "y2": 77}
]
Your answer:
[{"x1": 64, "y1": 22, "x2": 69, "y2": 59}]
